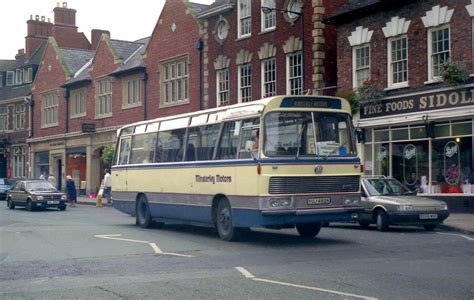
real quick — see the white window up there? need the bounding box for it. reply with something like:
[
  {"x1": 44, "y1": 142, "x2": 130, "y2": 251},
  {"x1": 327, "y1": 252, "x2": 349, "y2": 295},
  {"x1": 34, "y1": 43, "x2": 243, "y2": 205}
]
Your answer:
[
  {"x1": 14, "y1": 104, "x2": 25, "y2": 130},
  {"x1": 12, "y1": 146, "x2": 27, "y2": 178},
  {"x1": 388, "y1": 36, "x2": 408, "y2": 87},
  {"x1": 24, "y1": 67, "x2": 33, "y2": 83},
  {"x1": 0, "y1": 74, "x2": 3, "y2": 88},
  {"x1": 41, "y1": 91, "x2": 59, "y2": 127},
  {"x1": 238, "y1": 63, "x2": 252, "y2": 103},
  {"x1": 161, "y1": 57, "x2": 189, "y2": 106},
  {"x1": 261, "y1": 0, "x2": 276, "y2": 32},
  {"x1": 428, "y1": 25, "x2": 450, "y2": 80},
  {"x1": 70, "y1": 88, "x2": 86, "y2": 118},
  {"x1": 238, "y1": 0, "x2": 251, "y2": 38},
  {"x1": 123, "y1": 76, "x2": 142, "y2": 108},
  {"x1": 217, "y1": 69, "x2": 230, "y2": 107},
  {"x1": 0, "y1": 106, "x2": 8, "y2": 131},
  {"x1": 6, "y1": 71, "x2": 14, "y2": 86},
  {"x1": 15, "y1": 69, "x2": 23, "y2": 85},
  {"x1": 96, "y1": 77, "x2": 112, "y2": 117},
  {"x1": 262, "y1": 58, "x2": 276, "y2": 97},
  {"x1": 287, "y1": 51, "x2": 302, "y2": 95},
  {"x1": 353, "y1": 45, "x2": 370, "y2": 88}
]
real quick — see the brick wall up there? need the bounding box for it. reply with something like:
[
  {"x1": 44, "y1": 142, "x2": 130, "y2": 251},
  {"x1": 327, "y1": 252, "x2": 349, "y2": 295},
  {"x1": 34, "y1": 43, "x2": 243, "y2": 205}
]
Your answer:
[
  {"x1": 144, "y1": 0, "x2": 203, "y2": 119},
  {"x1": 335, "y1": 0, "x2": 473, "y2": 94}
]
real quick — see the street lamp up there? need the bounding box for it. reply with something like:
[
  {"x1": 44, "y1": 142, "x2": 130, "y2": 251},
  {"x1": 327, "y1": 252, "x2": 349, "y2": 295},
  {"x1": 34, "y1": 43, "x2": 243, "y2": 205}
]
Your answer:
[{"x1": 261, "y1": 5, "x2": 305, "y2": 93}]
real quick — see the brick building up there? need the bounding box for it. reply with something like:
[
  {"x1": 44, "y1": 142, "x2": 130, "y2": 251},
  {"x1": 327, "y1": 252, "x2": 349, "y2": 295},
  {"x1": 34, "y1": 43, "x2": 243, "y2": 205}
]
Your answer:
[
  {"x1": 196, "y1": 0, "x2": 345, "y2": 109},
  {"x1": 0, "y1": 2, "x2": 93, "y2": 180},
  {"x1": 326, "y1": 0, "x2": 474, "y2": 208}
]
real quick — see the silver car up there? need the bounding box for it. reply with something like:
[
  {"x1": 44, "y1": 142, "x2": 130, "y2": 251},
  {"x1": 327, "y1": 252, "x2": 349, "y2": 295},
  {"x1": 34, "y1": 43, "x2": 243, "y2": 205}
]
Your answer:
[{"x1": 359, "y1": 176, "x2": 449, "y2": 231}]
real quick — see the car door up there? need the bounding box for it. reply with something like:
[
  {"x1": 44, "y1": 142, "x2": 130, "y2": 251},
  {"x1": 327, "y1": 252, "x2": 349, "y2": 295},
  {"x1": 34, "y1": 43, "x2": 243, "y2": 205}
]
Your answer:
[{"x1": 9, "y1": 182, "x2": 24, "y2": 206}]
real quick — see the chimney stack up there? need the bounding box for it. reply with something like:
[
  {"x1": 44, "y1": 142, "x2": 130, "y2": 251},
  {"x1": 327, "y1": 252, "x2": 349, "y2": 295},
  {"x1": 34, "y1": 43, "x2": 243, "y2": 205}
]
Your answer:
[
  {"x1": 53, "y1": 2, "x2": 76, "y2": 27},
  {"x1": 91, "y1": 29, "x2": 110, "y2": 50}
]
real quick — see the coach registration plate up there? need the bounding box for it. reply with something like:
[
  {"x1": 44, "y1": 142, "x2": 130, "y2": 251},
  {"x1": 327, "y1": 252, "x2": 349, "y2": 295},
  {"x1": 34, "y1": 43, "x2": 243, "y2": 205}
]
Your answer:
[{"x1": 307, "y1": 197, "x2": 331, "y2": 205}]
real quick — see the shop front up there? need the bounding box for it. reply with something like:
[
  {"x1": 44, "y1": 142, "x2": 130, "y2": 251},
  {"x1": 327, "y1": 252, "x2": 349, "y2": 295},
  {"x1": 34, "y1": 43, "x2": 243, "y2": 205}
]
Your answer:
[{"x1": 358, "y1": 84, "x2": 474, "y2": 211}]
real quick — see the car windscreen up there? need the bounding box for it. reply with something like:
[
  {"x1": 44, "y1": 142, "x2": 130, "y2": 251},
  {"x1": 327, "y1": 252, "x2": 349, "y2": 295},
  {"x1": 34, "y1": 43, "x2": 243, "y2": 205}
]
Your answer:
[
  {"x1": 26, "y1": 182, "x2": 57, "y2": 192},
  {"x1": 363, "y1": 178, "x2": 413, "y2": 196},
  {"x1": 0, "y1": 178, "x2": 11, "y2": 185}
]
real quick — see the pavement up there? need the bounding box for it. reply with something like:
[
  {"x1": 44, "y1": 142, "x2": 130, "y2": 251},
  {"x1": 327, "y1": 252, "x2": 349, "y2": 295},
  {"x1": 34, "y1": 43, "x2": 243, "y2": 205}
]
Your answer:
[{"x1": 76, "y1": 196, "x2": 474, "y2": 235}]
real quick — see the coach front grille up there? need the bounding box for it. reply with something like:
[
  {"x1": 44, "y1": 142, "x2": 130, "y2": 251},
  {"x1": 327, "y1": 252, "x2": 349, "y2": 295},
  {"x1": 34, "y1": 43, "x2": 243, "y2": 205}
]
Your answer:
[{"x1": 269, "y1": 176, "x2": 360, "y2": 194}]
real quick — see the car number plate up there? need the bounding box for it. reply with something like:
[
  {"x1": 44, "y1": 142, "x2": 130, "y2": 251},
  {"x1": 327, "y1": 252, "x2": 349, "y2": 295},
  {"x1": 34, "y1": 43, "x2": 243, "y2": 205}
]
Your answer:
[
  {"x1": 419, "y1": 213, "x2": 438, "y2": 219},
  {"x1": 47, "y1": 201, "x2": 59, "y2": 204},
  {"x1": 307, "y1": 197, "x2": 331, "y2": 205}
]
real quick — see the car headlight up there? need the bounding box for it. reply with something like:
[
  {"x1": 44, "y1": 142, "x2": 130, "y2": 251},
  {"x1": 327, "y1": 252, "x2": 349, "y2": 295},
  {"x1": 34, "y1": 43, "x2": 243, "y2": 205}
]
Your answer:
[
  {"x1": 269, "y1": 198, "x2": 292, "y2": 208},
  {"x1": 439, "y1": 204, "x2": 448, "y2": 210},
  {"x1": 398, "y1": 204, "x2": 414, "y2": 211},
  {"x1": 36, "y1": 195, "x2": 44, "y2": 201},
  {"x1": 61, "y1": 195, "x2": 68, "y2": 200}
]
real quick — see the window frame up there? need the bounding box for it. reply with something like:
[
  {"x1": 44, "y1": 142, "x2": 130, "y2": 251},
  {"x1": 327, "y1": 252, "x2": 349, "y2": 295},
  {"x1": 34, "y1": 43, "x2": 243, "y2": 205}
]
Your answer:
[
  {"x1": 286, "y1": 51, "x2": 303, "y2": 95},
  {"x1": 160, "y1": 56, "x2": 189, "y2": 107},
  {"x1": 238, "y1": 63, "x2": 252, "y2": 103},
  {"x1": 216, "y1": 68, "x2": 230, "y2": 107},
  {"x1": 238, "y1": 0, "x2": 251, "y2": 38},
  {"x1": 261, "y1": 0, "x2": 276, "y2": 32},
  {"x1": 6, "y1": 71, "x2": 14, "y2": 86},
  {"x1": 352, "y1": 44, "x2": 371, "y2": 88},
  {"x1": 427, "y1": 24, "x2": 450, "y2": 82},
  {"x1": 95, "y1": 77, "x2": 112, "y2": 118},
  {"x1": 122, "y1": 75, "x2": 143, "y2": 108},
  {"x1": 261, "y1": 57, "x2": 276, "y2": 98},
  {"x1": 387, "y1": 35, "x2": 409, "y2": 88},
  {"x1": 70, "y1": 88, "x2": 86, "y2": 118},
  {"x1": 0, "y1": 106, "x2": 8, "y2": 131},
  {"x1": 14, "y1": 103, "x2": 25, "y2": 130},
  {"x1": 41, "y1": 91, "x2": 59, "y2": 128}
]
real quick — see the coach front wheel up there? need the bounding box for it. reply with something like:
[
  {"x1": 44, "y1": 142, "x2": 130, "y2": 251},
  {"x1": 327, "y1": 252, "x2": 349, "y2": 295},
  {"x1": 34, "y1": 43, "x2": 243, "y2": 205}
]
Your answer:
[{"x1": 296, "y1": 222, "x2": 322, "y2": 238}]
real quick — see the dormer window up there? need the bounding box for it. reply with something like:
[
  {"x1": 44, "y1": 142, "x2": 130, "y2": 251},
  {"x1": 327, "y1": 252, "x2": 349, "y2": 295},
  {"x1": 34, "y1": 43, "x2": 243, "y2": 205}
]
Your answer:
[
  {"x1": 16, "y1": 69, "x2": 23, "y2": 85},
  {"x1": 6, "y1": 71, "x2": 14, "y2": 86}
]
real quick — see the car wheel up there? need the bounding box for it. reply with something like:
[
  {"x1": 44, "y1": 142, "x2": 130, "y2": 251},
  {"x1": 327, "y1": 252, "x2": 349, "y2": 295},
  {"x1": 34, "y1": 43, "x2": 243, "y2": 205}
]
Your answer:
[
  {"x1": 215, "y1": 198, "x2": 244, "y2": 241},
  {"x1": 296, "y1": 223, "x2": 322, "y2": 238},
  {"x1": 7, "y1": 198, "x2": 15, "y2": 209},
  {"x1": 136, "y1": 195, "x2": 152, "y2": 228},
  {"x1": 26, "y1": 200, "x2": 34, "y2": 212},
  {"x1": 424, "y1": 224, "x2": 436, "y2": 231},
  {"x1": 376, "y1": 210, "x2": 389, "y2": 231}
]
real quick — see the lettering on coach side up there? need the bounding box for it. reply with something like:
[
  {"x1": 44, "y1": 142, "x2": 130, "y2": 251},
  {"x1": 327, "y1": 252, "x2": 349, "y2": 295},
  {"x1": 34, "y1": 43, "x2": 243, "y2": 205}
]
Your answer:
[{"x1": 195, "y1": 175, "x2": 232, "y2": 184}]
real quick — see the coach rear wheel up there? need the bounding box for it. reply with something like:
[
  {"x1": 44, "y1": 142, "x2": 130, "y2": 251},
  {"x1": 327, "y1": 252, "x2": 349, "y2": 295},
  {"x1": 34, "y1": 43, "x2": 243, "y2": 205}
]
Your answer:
[
  {"x1": 216, "y1": 199, "x2": 244, "y2": 241},
  {"x1": 136, "y1": 196, "x2": 152, "y2": 228},
  {"x1": 296, "y1": 222, "x2": 322, "y2": 238}
]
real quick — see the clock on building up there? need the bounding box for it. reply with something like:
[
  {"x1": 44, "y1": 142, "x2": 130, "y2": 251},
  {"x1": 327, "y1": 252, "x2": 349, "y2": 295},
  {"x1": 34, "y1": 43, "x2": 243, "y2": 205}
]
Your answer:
[{"x1": 216, "y1": 19, "x2": 229, "y2": 41}]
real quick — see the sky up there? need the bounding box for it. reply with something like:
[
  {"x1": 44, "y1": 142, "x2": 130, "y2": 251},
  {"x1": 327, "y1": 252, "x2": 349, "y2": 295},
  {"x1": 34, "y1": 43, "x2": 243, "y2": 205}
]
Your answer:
[{"x1": 0, "y1": 0, "x2": 214, "y2": 59}]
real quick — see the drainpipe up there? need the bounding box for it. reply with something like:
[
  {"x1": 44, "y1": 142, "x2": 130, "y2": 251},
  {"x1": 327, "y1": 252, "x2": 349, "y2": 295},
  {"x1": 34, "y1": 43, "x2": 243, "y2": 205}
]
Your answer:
[
  {"x1": 141, "y1": 72, "x2": 148, "y2": 120},
  {"x1": 196, "y1": 38, "x2": 204, "y2": 111},
  {"x1": 64, "y1": 88, "x2": 69, "y2": 133},
  {"x1": 28, "y1": 95, "x2": 34, "y2": 138}
]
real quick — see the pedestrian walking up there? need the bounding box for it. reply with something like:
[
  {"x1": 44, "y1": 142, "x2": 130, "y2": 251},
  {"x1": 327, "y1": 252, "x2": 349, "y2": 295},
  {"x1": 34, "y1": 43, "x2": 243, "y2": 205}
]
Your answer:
[
  {"x1": 66, "y1": 175, "x2": 77, "y2": 207},
  {"x1": 103, "y1": 168, "x2": 112, "y2": 204},
  {"x1": 48, "y1": 173, "x2": 57, "y2": 189}
]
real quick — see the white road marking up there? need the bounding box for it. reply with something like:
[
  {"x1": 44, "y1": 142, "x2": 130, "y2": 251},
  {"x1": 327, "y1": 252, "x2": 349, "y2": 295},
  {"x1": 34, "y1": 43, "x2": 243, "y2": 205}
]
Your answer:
[
  {"x1": 235, "y1": 266, "x2": 255, "y2": 278},
  {"x1": 436, "y1": 232, "x2": 474, "y2": 241},
  {"x1": 94, "y1": 234, "x2": 194, "y2": 257},
  {"x1": 235, "y1": 266, "x2": 377, "y2": 300}
]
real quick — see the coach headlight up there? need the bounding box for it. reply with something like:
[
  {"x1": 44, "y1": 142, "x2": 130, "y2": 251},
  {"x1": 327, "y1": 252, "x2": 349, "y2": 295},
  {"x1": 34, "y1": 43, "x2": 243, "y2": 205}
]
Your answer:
[
  {"x1": 269, "y1": 198, "x2": 291, "y2": 208},
  {"x1": 61, "y1": 195, "x2": 68, "y2": 200},
  {"x1": 343, "y1": 196, "x2": 360, "y2": 205}
]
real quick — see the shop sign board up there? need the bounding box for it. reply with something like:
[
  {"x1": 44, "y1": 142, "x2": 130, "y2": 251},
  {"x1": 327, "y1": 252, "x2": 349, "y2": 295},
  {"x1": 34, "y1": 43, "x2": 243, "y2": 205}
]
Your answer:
[
  {"x1": 81, "y1": 123, "x2": 96, "y2": 133},
  {"x1": 360, "y1": 86, "x2": 474, "y2": 119}
]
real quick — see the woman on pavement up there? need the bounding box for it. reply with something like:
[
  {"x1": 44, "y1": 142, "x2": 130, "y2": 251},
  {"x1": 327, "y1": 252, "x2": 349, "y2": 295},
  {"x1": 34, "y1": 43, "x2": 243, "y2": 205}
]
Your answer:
[{"x1": 66, "y1": 175, "x2": 77, "y2": 207}]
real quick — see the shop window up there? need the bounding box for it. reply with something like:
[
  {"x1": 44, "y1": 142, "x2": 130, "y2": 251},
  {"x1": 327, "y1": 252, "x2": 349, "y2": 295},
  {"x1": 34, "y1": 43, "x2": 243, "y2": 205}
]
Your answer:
[
  {"x1": 365, "y1": 128, "x2": 373, "y2": 143},
  {"x1": 410, "y1": 126, "x2": 426, "y2": 139},
  {"x1": 363, "y1": 144, "x2": 373, "y2": 175},
  {"x1": 374, "y1": 143, "x2": 390, "y2": 176},
  {"x1": 434, "y1": 123, "x2": 449, "y2": 137},
  {"x1": 392, "y1": 141, "x2": 429, "y2": 192},
  {"x1": 374, "y1": 128, "x2": 389, "y2": 142},
  {"x1": 452, "y1": 121, "x2": 472, "y2": 136},
  {"x1": 392, "y1": 127, "x2": 408, "y2": 141}
]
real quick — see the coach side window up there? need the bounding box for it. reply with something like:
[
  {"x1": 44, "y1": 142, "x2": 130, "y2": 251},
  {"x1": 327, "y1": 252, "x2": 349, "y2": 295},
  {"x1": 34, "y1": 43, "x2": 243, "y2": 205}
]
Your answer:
[
  {"x1": 156, "y1": 128, "x2": 186, "y2": 163},
  {"x1": 130, "y1": 133, "x2": 158, "y2": 164},
  {"x1": 216, "y1": 121, "x2": 240, "y2": 160},
  {"x1": 187, "y1": 124, "x2": 221, "y2": 161},
  {"x1": 118, "y1": 137, "x2": 131, "y2": 165}
]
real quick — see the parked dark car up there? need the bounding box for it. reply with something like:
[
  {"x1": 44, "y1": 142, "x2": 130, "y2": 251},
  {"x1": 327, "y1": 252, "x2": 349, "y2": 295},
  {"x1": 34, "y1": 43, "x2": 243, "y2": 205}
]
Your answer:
[
  {"x1": 0, "y1": 178, "x2": 14, "y2": 200},
  {"x1": 358, "y1": 176, "x2": 450, "y2": 231},
  {"x1": 7, "y1": 180, "x2": 68, "y2": 211}
]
